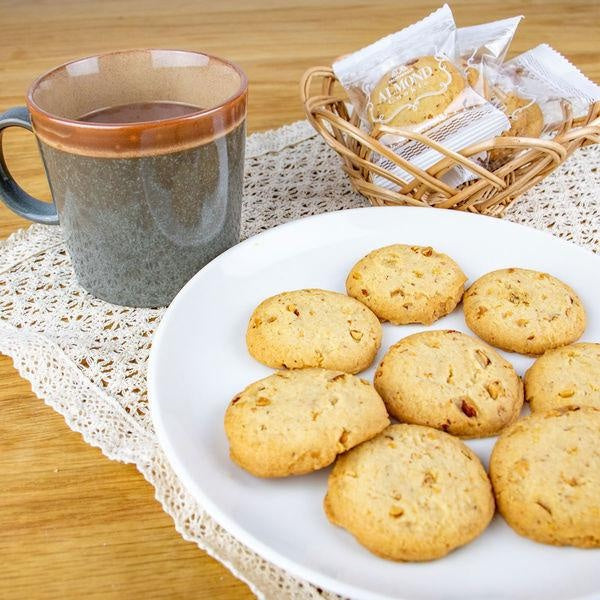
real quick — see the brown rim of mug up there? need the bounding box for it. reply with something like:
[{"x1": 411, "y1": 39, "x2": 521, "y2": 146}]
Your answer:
[{"x1": 26, "y1": 48, "x2": 248, "y2": 158}]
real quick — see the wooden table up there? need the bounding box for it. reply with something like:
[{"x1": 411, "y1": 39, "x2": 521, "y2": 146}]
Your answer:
[{"x1": 1, "y1": 1, "x2": 598, "y2": 597}]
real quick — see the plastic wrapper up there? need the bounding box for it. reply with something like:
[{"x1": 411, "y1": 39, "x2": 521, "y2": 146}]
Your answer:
[{"x1": 333, "y1": 5, "x2": 510, "y2": 188}]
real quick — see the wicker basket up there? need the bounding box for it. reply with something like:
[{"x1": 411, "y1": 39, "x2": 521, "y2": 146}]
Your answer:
[{"x1": 301, "y1": 66, "x2": 600, "y2": 215}]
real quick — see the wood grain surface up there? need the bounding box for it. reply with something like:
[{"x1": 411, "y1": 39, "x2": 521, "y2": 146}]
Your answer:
[{"x1": 1, "y1": 1, "x2": 598, "y2": 598}]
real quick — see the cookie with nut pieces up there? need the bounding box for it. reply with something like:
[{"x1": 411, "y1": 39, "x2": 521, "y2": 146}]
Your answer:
[
  {"x1": 459, "y1": 58, "x2": 491, "y2": 99},
  {"x1": 374, "y1": 330, "x2": 523, "y2": 438},
  {"x1": 524, "y1": 342, "x2": 600, "y2": 412},
  {"x1": 463, "y1": 268, "x2": 586, "y2": 355},
  {"x1": 490, "y1": 405, "x2": 600, "y2": 548},
  {"x1": 224, "y1": 368, "x2": 389, "y2": 477},
  {"x1": 346, "y1": 244, "x2": 467, "y2": 325},
  {"x1": 324, "y1": 423, "x2": 495, "y2": 561},
  {"x1": 246, "y1": 289, "x2": 382, "y2": 373},
  {"x1": 489, "y1": 92, "x2": 544, "y2": 163}
]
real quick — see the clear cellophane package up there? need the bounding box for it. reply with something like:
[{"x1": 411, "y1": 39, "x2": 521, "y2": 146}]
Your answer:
[{"x1": 333, "y1": 5, "x2": 510, "y2": 189}]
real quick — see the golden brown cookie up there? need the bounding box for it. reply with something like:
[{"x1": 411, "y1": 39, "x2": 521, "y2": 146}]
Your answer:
[
  {"x1": 460, "y1": 58, "x2": 490, "y2": 98},
  {"x1": 525, "y1": 342, "x2": 600, "y2": 412},
  {"x1": 490, "y1": 91, "x2": 544, "y2": 163},
  {"x1": 490, "y1": 405, "x2": 600, "y2": 548},
  {"x1": 369, "y1": 55, "x2": 466, "y2": 126},
  {"x1": 246, "y1": 289, "x2": 382, "y2": 374},
  {"x1": 463, "y1": 268, "x2": 586, "y2": 355},
  {"x1": 224, "y1": 368, "x2": 389, "y2": 477},
  {"x1": 324, "y1": 424, "x2": 495, "y2": 561},
  {"x1": 346, "y1": 244, "x2": 466, "y2": 325},
  {"x1": 374, "y1": 330, "x2": 523, "y2": 438},
  {"x1": 465, "y1": 63, "x2": 479, "y2": 88}
]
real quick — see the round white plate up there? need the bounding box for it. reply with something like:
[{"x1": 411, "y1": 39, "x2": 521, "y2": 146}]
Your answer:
[{"x1": 149, "y1": 207, "x2": 600, "y2": 600}]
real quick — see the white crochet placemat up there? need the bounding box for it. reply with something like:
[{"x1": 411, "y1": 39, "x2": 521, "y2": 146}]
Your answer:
[{"x1": 0, "y1": 121, "x2": 598, "y2": 599}]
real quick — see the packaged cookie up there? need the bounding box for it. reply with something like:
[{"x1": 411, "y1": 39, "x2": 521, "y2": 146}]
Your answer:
[
  {"x1": 457, "y1": 16, "x2": 522, "y2": 99},
  {"x1": 441, "y1": 16, "x2": 522, "y2": 186},
  {"x1": 333, "y1": 5, "x2": 510, "y2": 188},
  {"x1": 490, "y1": 44, "x2": 600, "y2": 164},
  {"x1": 507, "y1": 45, "x2": 600, "y2": 125}
]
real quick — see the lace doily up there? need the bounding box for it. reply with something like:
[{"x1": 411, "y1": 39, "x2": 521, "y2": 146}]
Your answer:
[{"x1": 0, "y1": 121, "x2": 598, "y2": 600}]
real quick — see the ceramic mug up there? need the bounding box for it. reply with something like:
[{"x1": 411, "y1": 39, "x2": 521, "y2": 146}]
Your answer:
[{"x1": 0, "y1": 49, "x2": 247, "y2": 307}]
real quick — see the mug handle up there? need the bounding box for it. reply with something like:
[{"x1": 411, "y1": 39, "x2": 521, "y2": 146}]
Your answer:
[{"x1": 0, "y1": 106, "x2": 59, "y2": 225}]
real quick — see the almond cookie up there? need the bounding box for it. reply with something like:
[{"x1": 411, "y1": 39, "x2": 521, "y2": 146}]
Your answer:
[
  {"x1": 374, "y1": 330, "x2": 523, "y2": 438},
  {"x1": 490, "y1": 405, "x2": 600, "y2": 548},
  {"x1": 460, "y1": 58, "x2": 490, "y2": 99},
  {"x1": 224, "y1": 368, "x2": 389, "y2": 477},
  {"x1": 324, "y1": 424, "x2": 494, "y2": 561},
  {"x1": 524, "y1": 342, "x2": 600, "y2": 412},
  {"x1": 246, "y1": 289, "x2": 382, "y2": 373},
  {"x1": 346, "y1": 244, "x2": 466, "y2": 325},
  {"x1": 368, "y1": 56, "x2": 466, "y2": 127},
  {"x1": 463, "y1": 268, "x2": 586, "y2": 355},
  {"x1": 489, "y1": 92, "x2": 543, "y2": 163}
]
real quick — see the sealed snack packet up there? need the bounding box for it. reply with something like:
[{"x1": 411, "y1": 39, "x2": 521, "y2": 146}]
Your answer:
[
  {"x1": 333, "y1": 5, "x2": 510, "y2": 189},
  {"x1": 457, "y1": 16, "x2": 522, "y2": 98},
  {"x1": 442, "y1": 15, "x2": 522, "y2": 186},
  {"x1": 489, "y1": 44, "x2": 600, "y2": 164}
]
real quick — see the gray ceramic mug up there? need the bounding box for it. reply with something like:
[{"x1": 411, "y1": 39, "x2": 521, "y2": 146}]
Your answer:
[{"x1": 0, "y1": 49, "x2": 247, "y2": 307}]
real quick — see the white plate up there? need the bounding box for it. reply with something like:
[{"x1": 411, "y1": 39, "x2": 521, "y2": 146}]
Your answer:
[{"x1": 149, "y1": 207, "x2": 600, "y2": 600}]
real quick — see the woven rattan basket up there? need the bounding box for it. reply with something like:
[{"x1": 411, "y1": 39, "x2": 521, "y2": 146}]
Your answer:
[{"x1": 301, "y1": 66, "x2": 600, "y2": 215}]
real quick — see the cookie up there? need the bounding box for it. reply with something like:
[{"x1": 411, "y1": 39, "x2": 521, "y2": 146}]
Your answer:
[
  {"x1": 246, "y1": 289, "x2": 382, "y2": 374},
  {"x1": 460, "y1": 58, "x2": 490, "y2": 98},
  {"x1": 490, "y1": 405, "x2": 600, "y2": 548},
  {"x1": 324, "y1": 424, "x2": 494, "y2": 561},
  {"x1": 463, "y1": 268, "x2": 586, "y2": 355},
  {"x1": 224, "y1": 368, "x2": 389, "y2": 477},
  {"x1": 490, "y1": 92, "x2": 543, "y2": 163},
  {"x1": 369, "y1": 56, "x2": 466, "y2": 127},
  {"x1": 374, "y1": 330, "x2": 523, "y2": 438},
  {"x1": 465, "y1": 62, "x2": 479, "y2": 88},
  {"x1": 524, "y1": 342, "x2": 600, "y2": 412},
  {"x1": 346, "y1": 244, "x2": 466, "y2": 325}
]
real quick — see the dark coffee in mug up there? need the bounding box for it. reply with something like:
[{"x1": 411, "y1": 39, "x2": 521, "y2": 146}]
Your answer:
[
  {"x1": 0, "y1": 50, "x2": 248, "y2": 307},
  {"x1": 78, "y1": 101, "x2": 203, "y2": 123}
]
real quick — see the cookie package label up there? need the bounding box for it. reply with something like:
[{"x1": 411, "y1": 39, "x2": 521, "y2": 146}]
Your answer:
[{"x1": 367, "y1": 55, "x2": 454, "y2": 124}]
